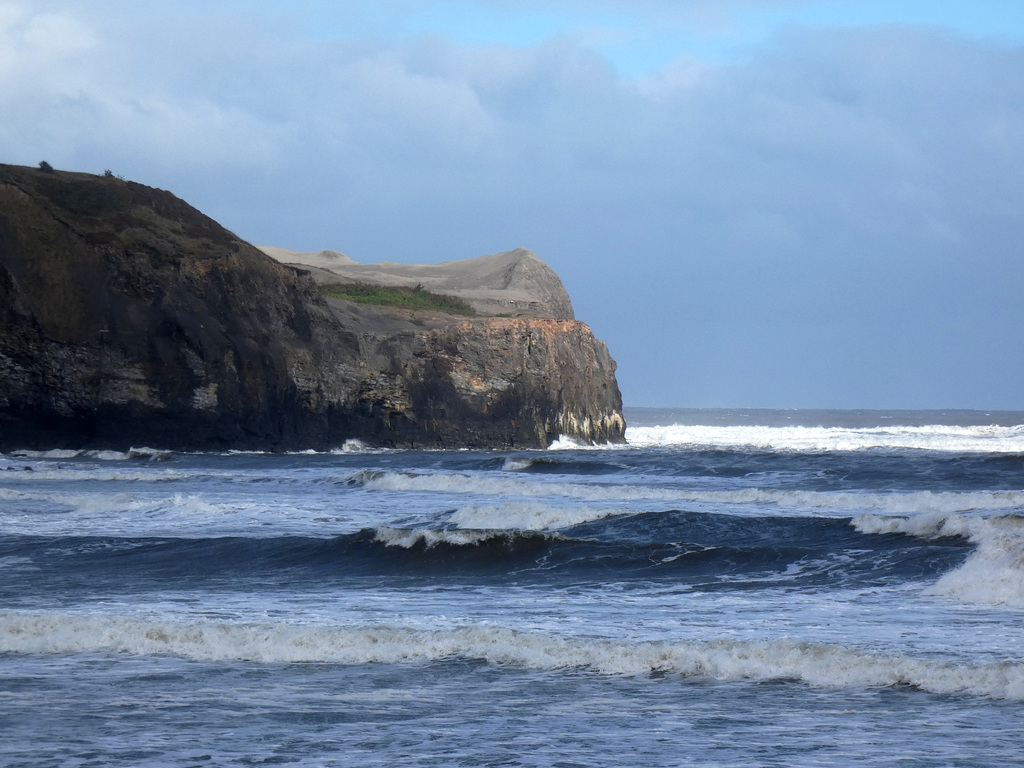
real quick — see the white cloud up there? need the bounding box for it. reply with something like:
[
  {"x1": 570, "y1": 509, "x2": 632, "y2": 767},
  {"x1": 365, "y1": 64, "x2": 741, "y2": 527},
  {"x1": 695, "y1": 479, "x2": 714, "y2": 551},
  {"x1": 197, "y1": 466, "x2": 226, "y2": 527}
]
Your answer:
[
  {"x1": 0, "y1": 4, "x2": 97, "y2": 92},
  {"x1": 1, "y1": 2, "x2": 1022, "y2": 405},
  {"x1": 0, "y1": 3, "x2": 290, "y2": 171}
]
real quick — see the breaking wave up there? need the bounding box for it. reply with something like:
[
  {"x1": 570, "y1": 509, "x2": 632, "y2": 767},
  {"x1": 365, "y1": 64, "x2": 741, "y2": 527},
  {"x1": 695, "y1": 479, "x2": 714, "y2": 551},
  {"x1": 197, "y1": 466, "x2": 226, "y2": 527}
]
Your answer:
[
  {"x1": 372, "y1": 527, "x2": 546, "y2": 549},
  {"x1": 357, "y1": 470, "x2": 1024, "y2": 517},
  {"x1": 0, "y1": 466, "x2": 190, "y2": 483},
  {"x1": 853, "y1": 512, "x2": 1024, "y2": 608},
  {"x1": 0, "y1": 488, "x2": 247, "y2": 517},
  {"x1": 447, "y1": 502, "x2": 617, "y2": 531},
  {"x1": 0, "y1": 488, "x2": 258, "y2": 538},
  {"x1": 626, "y1": 424, "x2": 1024, "y2": 453},
  {"x1": 5, "y1": 447, "x2": 172, "y2": 461},
  {"x1": 2, "y1": 611, "x2": 1021, "y2": 699}
]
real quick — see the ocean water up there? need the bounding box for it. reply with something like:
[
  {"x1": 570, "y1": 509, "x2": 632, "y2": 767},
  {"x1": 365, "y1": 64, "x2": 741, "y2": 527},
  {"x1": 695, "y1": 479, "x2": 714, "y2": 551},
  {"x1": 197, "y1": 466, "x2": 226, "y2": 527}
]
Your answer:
[{"x1": 2, "y1": 407, "x2": 1024, "y2": 767}]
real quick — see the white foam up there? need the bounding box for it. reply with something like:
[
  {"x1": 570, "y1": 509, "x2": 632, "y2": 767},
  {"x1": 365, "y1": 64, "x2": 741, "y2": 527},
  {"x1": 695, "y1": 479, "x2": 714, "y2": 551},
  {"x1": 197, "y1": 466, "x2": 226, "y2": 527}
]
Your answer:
[
  {"x1": 853, "y1": 513, "x2": 1024, "y2": 608},
  {"x1": 362, "y1": 471, "x2": 1024, "y2": 517},
  {"x1": 0, "y1": 488, "x2": 54, "y2": 503},
  {"x1": 2, "y1": 611, "x2": 1022, "y2": 699},
  {"x1": 0, "y1": 466, "x2": 188, "y2": 483},
  {"x1": 626, "y1": 423, "x2": 1024, "y2": 453},
  {"x1": 854, "y1": 511, "x2": 979, "y2": 539},
  {"x1": 929, "y1": 536, "x2": 1024, "y2": 609},
  {"x1": 373, "y1": 527, "x2": 524, "y2": 548},
  {"x1": 0, "y1": 488, "x2": 258, "y2": 537},
  {"x1": 334, "y1": 439, "x2": 374, "y2": 454},
  {"x1": 548, "y1": 436, "x2": 604, "y2": 451},
  {"x1": 91, "y1": 449, "x2": 136, "y2": 461},
  {"x1": 6, "y1": 447, "x2": 172, "y2": 461},
  {"x1": 448, "y1": 502, "x2": 616, "y2": 531},
  {"x1": 278, "y1": 441, "x2": 390, "y2": 455},
  {"x1": 501, "y1": 458, "x2": 535, "y2": 471},
  {"x1": 7, "y1": 448, "x2": 85, "y2": 459},
  {"x1": 55, "y1": 492, "x2": 251, "y2": 526}
]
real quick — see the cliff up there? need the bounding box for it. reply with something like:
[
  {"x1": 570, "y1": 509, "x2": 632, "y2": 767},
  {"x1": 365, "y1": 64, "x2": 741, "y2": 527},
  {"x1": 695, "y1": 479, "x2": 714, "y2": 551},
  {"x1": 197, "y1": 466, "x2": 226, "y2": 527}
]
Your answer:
[
  {"x1": 259, "y1": 245, "x2": 576, "y2": 320},
  {"x1": 0, "y1": 163, "x2": 624, "y2": 451}
]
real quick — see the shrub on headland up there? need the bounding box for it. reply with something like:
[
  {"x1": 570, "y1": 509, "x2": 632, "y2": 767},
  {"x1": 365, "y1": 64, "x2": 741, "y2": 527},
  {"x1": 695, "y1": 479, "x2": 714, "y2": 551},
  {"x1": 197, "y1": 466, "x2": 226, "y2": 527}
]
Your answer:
[{"x1": 319, "y1": 281, "x2": 475, "y2": 315}]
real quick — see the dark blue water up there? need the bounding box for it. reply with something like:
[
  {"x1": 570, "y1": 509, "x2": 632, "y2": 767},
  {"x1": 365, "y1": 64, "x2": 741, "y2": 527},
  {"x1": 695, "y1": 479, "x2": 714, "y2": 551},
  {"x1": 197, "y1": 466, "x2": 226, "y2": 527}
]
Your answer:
[{"x1": 2, "y1": 408, "x2": 1024, "y2": 766}]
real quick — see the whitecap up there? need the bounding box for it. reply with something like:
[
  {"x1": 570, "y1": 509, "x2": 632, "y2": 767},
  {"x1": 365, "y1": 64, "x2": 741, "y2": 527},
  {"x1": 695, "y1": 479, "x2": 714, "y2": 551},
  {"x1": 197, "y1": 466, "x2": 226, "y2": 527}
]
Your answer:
[
  {"x1": 361, "y1": 470, "x2": 1024, "y2": 518},
  {"x1": 626, "y1": 423, "x2": 1024, "y2": 453},
  {"x1": 853, "y1": 512, "x2": 1024, "y2": 608},
  {"x1": 448, "y1": 502, "x2": 616, "y2": 531},
  {"x1": 8, "y1": 448, "x2": 84, "y2": 459},
  {"x1": 2, "y1": 611, "x2": 1022, "y2": 699},
  {"x1": 501, "y1": 458, "x2": 535, "y2": 471},
  {"x1": 373, "y1": 527, "x2": 523, "y2": 548}
]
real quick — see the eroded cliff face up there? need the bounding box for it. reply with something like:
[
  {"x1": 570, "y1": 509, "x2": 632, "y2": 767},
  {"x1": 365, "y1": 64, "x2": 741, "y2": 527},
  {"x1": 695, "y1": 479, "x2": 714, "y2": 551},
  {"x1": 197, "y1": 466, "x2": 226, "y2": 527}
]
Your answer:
[
  {"x1": 0, "y1": 164, "x2": 624, "y2": 450},
  {"x1": 352, "y1": 318, "x2": 623, "y2": 448}
]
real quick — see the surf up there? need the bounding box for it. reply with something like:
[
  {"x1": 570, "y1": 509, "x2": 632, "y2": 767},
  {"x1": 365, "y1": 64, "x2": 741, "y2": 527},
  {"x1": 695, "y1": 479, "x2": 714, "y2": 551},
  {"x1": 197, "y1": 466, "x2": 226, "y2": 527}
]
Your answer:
[
  {"x1": 624, "y1": 423, "x2": 1024, "y2": 452},
  {"x1": 854, "y1": 512, "x2": 1024, "y2": 608},
  {"x1": 2, "y1": 610, "x2": 1022, "y2": 700}
]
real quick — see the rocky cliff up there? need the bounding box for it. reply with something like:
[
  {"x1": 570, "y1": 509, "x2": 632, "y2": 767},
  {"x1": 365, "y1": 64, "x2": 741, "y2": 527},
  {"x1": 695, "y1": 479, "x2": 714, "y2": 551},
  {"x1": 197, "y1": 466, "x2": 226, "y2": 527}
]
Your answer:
[{"x1": 0, "y1": 163, "x2": 624, "y2": 451}]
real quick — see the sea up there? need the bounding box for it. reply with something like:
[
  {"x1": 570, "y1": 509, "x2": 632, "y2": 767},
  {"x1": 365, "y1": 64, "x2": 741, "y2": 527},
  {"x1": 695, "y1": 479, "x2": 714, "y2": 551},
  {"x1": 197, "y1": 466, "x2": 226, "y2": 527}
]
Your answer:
[{"x1": 2, "y1": 407, "x2": 1024, "y2": 767}]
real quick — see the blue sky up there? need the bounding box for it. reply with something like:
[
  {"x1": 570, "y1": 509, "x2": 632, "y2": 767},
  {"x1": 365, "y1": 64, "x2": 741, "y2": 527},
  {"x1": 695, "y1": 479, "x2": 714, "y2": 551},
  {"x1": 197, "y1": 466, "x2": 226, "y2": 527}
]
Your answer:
[
  {"x1": 2, "y1": 0, "x2": 1023, "y2": 408},
  {"x1": 299, "y1": 1, "x2": 1024, "y2": 74}
]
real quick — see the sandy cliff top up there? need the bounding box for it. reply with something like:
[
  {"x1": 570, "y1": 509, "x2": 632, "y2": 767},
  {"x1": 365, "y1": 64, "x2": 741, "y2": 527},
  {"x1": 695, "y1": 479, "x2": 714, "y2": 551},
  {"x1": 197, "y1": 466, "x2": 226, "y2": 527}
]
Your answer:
[{"x1": 258, "y1": 246, "x2": 575, "y2": 321}]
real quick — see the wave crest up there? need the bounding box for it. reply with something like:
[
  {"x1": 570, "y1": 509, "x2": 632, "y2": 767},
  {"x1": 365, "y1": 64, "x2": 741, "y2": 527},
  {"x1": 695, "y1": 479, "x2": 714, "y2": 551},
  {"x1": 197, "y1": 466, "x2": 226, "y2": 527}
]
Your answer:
[
  {"x1": 5, "y1": 447, "x2": 171, "y2": 461},
  {"x1": 626, "y1": 424, "x2": 1024, "y2": 453},
  {"x1": 2, "y1": 611, "x2": 1022, "y2": 699},
  {"x1": 853, "y1": 512, "x2": 1024, "y2": 608},
  {"x1": 448, "y1": 502, "x2": 616, "y2": 531},
  {"x1": 372, "y1": 527, "x2": 537, "y2": 549},
  {"x1": 360, "y1": 470, "x2": 1024, "y2": 516}
]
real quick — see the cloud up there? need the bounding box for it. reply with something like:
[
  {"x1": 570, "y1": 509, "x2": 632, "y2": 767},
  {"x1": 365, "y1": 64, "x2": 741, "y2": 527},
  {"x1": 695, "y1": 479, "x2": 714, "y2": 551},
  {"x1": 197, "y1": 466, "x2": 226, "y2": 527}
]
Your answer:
[
  {"x1": 1, "y1": 2, "x2": 1022, "y2": 406},
  {"x1": 0, "y1": 5, "x2": 97, "y2": 95}
]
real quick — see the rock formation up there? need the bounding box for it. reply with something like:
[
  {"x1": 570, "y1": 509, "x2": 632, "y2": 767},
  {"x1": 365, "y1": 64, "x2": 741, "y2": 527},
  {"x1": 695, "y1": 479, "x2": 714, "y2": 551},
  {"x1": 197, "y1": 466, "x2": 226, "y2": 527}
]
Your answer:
[
  {"x1": 260, "y1": 245, "x2": 576, "y2": 320},
  {"x1": 0, "y1": 163, "x2": 624, "y2": 451}
]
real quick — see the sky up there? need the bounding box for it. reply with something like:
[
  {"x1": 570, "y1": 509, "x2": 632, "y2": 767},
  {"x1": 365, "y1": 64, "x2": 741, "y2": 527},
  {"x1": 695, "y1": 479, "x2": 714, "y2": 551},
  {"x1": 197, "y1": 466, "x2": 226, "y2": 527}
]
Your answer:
[{"x1": 2, "y1": 1, "x2": 1023, "y2": 409}]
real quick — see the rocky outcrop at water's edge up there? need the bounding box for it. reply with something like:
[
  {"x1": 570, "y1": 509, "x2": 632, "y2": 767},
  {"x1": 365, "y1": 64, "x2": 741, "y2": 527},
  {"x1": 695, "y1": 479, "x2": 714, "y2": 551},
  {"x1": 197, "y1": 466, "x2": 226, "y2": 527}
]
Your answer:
[{"x1": 0, "y1": 163, "x2": 624, "y2": 451}]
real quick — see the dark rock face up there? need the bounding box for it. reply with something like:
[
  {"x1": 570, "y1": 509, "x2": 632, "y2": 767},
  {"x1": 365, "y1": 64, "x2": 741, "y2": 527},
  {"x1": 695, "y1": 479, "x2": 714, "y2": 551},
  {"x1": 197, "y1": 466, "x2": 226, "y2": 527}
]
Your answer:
[
  {"x1": 0, "y1": 164, "x2": 624, "y2": 451},
  {"x1": 0, "y1": 165, "x2": 356, "y2": 450},
  {"x1": 352, "y1": 318, "x2": 624, "y2": 448}
]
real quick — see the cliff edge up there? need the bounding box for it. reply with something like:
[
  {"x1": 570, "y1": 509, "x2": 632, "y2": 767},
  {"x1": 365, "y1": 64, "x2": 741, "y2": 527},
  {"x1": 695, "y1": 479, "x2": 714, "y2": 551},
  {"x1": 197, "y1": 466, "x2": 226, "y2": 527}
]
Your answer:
[
  {"x1": 259, "y1": 245, "x2": 576, "y2": 321},
  {"x1": 0, "y1": 163, "x2": 624, "y2": 451}
]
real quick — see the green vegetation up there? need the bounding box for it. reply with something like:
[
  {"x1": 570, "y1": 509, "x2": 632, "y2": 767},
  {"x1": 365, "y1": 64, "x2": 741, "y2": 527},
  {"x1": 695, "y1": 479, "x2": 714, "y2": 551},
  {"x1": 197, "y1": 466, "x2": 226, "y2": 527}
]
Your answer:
[{"x1": 319, "y1": 281, "x2": 476, "y2": 315}]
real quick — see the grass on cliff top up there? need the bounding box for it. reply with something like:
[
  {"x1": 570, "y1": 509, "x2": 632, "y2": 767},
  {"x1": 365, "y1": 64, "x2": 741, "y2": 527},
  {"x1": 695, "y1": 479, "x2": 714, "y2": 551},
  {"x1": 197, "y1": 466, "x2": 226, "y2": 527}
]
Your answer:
[{"x1": 319, "y1": 281, "x2": 476, "y2": 315}]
